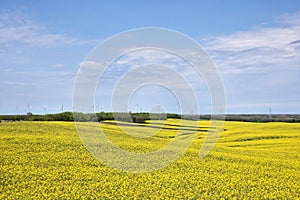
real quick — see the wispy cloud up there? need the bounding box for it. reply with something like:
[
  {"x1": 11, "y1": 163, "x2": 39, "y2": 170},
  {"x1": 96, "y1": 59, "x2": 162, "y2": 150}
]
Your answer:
[
  {"x1": 52, "y1": 63, "x2": 65, "y2": 68},
  {"x1": 203, "y1": 11, "x2": 300, "y2": 50},
  {"x1": 199, "y1": 11, "x2": 300, "y2": 113},
  {"x1": 202, "y1": 11, "x2": 300, "y2": 72},
  {"x1": 77, "y1": 49, "x2": 208, "y2": 113},
  {"x1": 0, "y1": 9, "x2": 99, "y2": 114},
  {"x1": 0, "y1": 10, "x2": 98, "y2": 48}
]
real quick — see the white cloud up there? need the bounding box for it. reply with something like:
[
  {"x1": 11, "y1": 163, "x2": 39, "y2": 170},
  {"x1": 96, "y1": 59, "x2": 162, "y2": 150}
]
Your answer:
[
  {"x1": 52, "y1": 63, "x2": 65, "y2": 68},
  {"x1": 201, "y1": 11, "x2": 300, "y2": 71},
  {"x1": 202, "y1": 12, "x2": 300, "y2": 51},
  {"x1": 199, "y1": 11, "x2": 300, "y2": 113},
  {"x1": 276, "y1": 11, "x2": 300, "y2": 26},
  {"x1": 0, "y1": 10, "x2": 98, "y2": 48},
  {"x1": 79, "y1": 60, "x2": 104, "y2": 68}
]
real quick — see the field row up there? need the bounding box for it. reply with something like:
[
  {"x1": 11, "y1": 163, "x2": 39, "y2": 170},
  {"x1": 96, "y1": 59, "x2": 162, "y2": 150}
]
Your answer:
[{"x1": 1, "y1": 120, "x2": 299, "y2": 199}]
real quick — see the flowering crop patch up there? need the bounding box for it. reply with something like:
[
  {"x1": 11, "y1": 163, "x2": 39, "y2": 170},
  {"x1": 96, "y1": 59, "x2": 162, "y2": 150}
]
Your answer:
[{"x1": 1, "y1": 120, "x2": 299, "y2": 199}]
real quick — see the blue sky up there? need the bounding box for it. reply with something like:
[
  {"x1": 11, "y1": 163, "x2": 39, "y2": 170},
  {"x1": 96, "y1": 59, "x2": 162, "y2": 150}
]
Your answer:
[{"x1": 0, "y1": 0, "x2": 300, "y2": 114}]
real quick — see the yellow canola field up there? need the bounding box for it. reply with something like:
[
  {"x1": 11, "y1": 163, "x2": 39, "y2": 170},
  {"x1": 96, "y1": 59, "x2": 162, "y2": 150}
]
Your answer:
[{"x1": 1, "y1": 120, "x2": 299, "y2": 199}]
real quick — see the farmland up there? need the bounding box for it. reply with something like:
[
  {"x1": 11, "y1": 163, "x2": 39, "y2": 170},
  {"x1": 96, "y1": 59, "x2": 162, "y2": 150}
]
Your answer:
[{"x1": 1, "y1": 120, "x2": 300, "y2": 199}]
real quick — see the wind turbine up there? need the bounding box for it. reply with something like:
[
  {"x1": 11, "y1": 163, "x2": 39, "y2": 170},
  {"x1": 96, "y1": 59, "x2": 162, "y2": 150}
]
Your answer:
[
  {"x1": 135, "y1": 104, "x2": 139, "y2": 113},
  {"x1": 96, "y1": 104, "x2": 100, "y2": 112},
  {"x1": 25, "y1": 104, "x2": 31, "y2": 113},
  {"x1": 43, "y1": 106, "x2": 47, "y2": 114}
]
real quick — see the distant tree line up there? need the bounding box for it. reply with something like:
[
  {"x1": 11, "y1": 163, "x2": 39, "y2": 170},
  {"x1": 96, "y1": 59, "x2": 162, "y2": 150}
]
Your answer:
[
  {"x1": 223, "y1": 114, "x2": 300, "y2": 123},
  {"x1": 0, "y1": 112, "x2": 172, "y2": 123},
  {"x1": 0, "y1": 112, "x2": 299, "y2": 123}
]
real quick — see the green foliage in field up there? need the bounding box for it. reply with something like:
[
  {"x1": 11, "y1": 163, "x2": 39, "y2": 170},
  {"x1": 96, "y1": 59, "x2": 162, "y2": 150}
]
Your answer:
[{"x1": 1, "y1": 120, "x2": 299, "y2": 199}]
